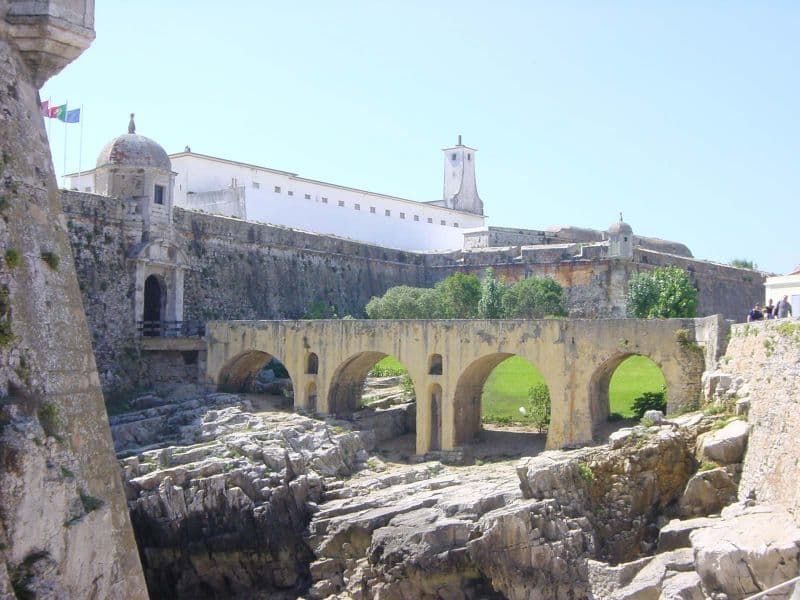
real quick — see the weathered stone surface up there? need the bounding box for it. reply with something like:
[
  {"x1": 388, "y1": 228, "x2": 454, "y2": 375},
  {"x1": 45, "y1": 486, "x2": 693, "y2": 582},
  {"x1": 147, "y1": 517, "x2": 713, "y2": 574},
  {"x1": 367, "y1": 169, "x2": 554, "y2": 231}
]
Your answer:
[
  {"x1": 678, "y1": 467, "x2": 738, "y2": 517},
  {"x1": 657, "y1": 517, "x2": 717, "y2": 552},
  {"x1": 697, "y1": 419, "x2": 749, "y2": 465},
  {"x1": 610, "y1": 548, "x2": 694, "y2": 600},
  {"x1": 691, "y1": 504, "x2": 800, "y2": 599},
  {"x1": 117, "y1": 395, "x2": 373, "y2": 598},
  {"x1": 0, "y1": 5, "x2": 146, "y2": 597},
  {"x1": 724, "y1": 321, "x2": 800, "y2": 522}
]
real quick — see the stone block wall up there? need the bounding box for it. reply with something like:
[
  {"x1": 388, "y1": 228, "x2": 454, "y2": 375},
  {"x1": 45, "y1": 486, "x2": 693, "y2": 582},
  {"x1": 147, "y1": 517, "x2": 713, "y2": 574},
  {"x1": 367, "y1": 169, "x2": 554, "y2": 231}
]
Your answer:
[{"x1": 726, "y1": 320, "x2": 800, "y2": 523}]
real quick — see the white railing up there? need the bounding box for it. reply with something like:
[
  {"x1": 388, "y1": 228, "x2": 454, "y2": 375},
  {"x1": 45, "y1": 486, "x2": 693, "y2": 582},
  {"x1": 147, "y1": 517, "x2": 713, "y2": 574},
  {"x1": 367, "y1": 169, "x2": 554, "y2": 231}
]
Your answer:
[{"x1": 745, "y1": 575, "x2": 800, "y2": 599}]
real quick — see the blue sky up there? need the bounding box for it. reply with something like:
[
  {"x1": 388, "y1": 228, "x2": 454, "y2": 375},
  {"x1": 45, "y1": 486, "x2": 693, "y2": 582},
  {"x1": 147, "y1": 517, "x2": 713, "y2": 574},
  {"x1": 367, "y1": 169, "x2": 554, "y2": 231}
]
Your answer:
[{"x1": 42, "y1": 1, "x2": 798, "y2": 274}]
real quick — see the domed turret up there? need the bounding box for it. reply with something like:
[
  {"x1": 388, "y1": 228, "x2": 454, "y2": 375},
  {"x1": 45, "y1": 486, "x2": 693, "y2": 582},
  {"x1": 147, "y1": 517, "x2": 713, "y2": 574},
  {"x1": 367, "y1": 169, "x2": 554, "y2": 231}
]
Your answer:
[
  {"x1": 93, "y1": 114, "x2": 175, "y2": 239},
  {"x1": 607, "y1": 213, "x2": 634, "y2": 259},
  {"x1": 96, "y1": 114, "x2": 171, "y2": 171},
  {"x1": 607, "y1": 218, "x2": 633, "y2": 236}
]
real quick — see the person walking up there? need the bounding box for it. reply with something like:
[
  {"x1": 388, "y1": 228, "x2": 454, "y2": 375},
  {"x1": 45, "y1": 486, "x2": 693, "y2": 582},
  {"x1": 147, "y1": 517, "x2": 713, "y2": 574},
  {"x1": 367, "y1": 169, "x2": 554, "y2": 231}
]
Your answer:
[
  {"x1": 747, "y1": 304, "x2": 764, "y2": 322},
  {"x1": 765, "y1": 299, "x2": 775, "y2": 319},
  {"x1": 775, "y1": 295, "x2": 793, "y2": 319}
]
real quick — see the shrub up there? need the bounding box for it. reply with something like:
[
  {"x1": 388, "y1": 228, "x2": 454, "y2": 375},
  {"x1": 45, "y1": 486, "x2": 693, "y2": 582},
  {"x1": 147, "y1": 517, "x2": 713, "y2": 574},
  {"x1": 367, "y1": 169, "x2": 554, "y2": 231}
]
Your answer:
[
  {"x1": 4, "y1": 248, "x2": 20, "y2": 268},
  {"x1": 40, "y1": 251, "x2": 59, "y2": 271},
  {"x1": 527, "y1": 383, "x2": 551, "y2": 433},
  {"x1": 577, "y1": 462, "x2": 595, "y2": 485},
  {"x1": 631, "y1": 389, "x2": 667, "y2": 419},
  {"x1": 79, "y1": 491, "x2": 104, "y2": 513},
  {"x1": 400, "y1": 373, "x2": 415, "y2": 401}
]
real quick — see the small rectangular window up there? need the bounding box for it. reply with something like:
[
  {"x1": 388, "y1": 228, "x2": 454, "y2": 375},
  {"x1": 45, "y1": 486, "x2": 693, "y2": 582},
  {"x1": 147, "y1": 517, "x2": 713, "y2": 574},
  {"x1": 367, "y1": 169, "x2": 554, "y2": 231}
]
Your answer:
[
  {"x1": 154, "y1": 184, "x2": 165, "y2": 205},
  {"x1": 304, "y1": 193, "x2": 311, "y2": 200},
  {"x1": 354, "y1": 203, "x2": 361, "y2": 210},
  {"x1": 440, "y1": 220, "x2": 446, "y2": 226},
  {"x1": 274, "y1": 186, "x2": 281, "y2": 193},
  {"x1": 84, "y1": 186, "x2": 92, "y2": 192},
  {"x1": 414, "y1": 215, "x2": 419, "y2": 222},
  {"x1": 321, "y1": 197, "x2": 328, "y2": 204},
  {"x1": 400, "y1": 212, "x2": 405, "y2": 219},
  {"x1": 427, "y1": 217, "x2": 433, "y2": 224},
  {"x1": 288, "y1": 190, "x2": 294, "y2": 196},
  {"x1": 370, "y1": 206, "x2": 376, "y2": 214},
  {"x1": 385, "y1": 209, "x2": 391, "y2": 216},
  {"x1": 252, "y1": 182, "x2": 260, "y2": 189},
  {"x1": 338, "y1": 200, "x2": 345, "y2": 207}
]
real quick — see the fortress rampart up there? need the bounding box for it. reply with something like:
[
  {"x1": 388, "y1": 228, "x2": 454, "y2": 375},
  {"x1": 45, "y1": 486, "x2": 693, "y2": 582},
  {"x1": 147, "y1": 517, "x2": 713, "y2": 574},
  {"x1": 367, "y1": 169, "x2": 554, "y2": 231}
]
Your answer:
[{"x1": 60, "y1": 190, "x2": 763, "y2": 394}]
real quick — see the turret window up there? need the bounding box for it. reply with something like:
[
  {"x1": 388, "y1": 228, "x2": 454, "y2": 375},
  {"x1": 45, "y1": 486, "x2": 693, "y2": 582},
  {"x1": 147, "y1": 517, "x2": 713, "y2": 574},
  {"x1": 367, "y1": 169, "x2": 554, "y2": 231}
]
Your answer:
[{"x1": 154, "y1": 184, "x2": 165, "y2": 205}]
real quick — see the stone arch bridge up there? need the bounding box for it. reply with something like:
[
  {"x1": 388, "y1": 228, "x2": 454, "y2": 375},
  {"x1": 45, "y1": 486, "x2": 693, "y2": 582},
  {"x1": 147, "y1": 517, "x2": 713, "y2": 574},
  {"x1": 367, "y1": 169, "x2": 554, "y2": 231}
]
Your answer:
[{"x1": 205, "y1": 317, "x2": 726, "y2": 454}]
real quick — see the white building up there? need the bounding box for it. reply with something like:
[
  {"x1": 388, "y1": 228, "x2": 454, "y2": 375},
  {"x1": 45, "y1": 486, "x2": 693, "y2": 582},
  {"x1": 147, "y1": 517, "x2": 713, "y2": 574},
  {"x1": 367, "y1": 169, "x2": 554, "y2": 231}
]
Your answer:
[
  {"x1": 68, "y1": 132, "x2": 487, "y2": 252},
  {"x1": 765, "y1": 266, "x2": 800, "y2": 317}
]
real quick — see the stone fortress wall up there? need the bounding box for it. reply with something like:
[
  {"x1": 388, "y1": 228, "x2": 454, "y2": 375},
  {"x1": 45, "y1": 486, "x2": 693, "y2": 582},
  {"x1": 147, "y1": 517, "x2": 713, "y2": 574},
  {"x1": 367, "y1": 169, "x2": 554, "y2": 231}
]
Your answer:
[
  {"x1": 62, "y1": 189, "x2": 764, "y2": 395},
  {"x1": 0, "y1": 3, "x2": 147, "y2": 597}
]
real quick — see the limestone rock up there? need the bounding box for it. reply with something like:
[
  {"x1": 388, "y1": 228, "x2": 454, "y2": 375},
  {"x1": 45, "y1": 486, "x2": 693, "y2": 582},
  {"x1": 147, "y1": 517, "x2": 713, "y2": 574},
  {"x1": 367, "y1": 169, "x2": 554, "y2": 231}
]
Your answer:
[
  {"x1": 657, "y1": 517, "x2": 717, "y2": 552},
  {"x1": 678, "y1": 467, "x2": 738, "y2": 517},
  {"x1": 698, "y1": 419, "x2": 749, "y2": 465},
  {"x1": 610, "y1": 548, "x2": 694, "y2": 600},
  {"x1": 691, "y1": 504, "x2": 800, "y2": 599}
]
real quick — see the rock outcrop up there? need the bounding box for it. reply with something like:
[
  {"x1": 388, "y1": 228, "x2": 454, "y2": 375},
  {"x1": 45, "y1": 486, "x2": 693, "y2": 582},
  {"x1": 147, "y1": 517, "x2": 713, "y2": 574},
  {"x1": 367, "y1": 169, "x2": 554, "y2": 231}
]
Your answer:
[
  {"x1": 119, "y1": 394, "x2": 368, "y2": 598},
  {"x1": 112, "y1": 376, "x2": 798, "y2": 600}
]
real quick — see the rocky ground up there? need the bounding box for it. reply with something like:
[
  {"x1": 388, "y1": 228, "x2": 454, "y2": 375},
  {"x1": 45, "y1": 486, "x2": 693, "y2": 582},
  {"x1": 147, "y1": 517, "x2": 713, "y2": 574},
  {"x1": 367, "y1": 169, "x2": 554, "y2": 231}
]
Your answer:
[{"x1": 108, "y1": 387, "x2": 800, "y2": 600}]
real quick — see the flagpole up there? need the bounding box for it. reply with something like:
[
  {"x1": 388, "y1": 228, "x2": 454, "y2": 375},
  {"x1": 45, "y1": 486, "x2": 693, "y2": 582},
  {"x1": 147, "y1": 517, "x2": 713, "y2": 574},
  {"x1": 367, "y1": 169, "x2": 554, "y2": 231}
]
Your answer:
[
  {"x1": 62, "y1": 100, "x2": 68, "y2": 189},
  {"x1": 77, "y1": 104, "x2": 84, "y2": 182},
  {"x1": 46, "y1": 96, "x2": 51, "y2": 140}
]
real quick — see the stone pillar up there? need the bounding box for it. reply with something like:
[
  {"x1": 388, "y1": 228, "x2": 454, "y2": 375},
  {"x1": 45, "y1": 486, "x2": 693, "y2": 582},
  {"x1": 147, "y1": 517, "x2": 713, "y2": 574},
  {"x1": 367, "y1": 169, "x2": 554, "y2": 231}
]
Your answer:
[
  {"x1": 440, "y1": 382, "x2": 456, "y2": 450},
  {"x1": 0, "y1": 1, "x2": 147, "y2": 597},
  {"x1": 415, "y1": 380, "x2": 433, "y2": 455}
]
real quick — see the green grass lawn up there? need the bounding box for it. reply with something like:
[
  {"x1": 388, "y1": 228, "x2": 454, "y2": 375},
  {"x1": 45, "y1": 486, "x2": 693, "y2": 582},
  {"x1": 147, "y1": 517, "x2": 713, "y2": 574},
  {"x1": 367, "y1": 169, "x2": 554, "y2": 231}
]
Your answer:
[
  {"x1": 607, "y1": 355, "x2": 665, "y2": 418},
  {"x1": 481, "y1": 356, "x2": 545, "y2": 421},
  {"x1": 371, "y1": 354, "x2": 664, "y2": 421}
]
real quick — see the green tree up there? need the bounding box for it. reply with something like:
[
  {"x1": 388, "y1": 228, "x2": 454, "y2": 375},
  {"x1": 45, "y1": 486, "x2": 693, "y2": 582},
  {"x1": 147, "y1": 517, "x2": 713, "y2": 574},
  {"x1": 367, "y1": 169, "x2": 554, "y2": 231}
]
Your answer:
[
  {"x1": 502, "y1": 276, "x2": 567, "y2": 319},
  {"x1": 478, "y1": 268, "x2": 506, "y2": 318},
  {"x1": 730, "y1": 258, "x2": 757, "y2": 270},
  {"x1": 626, "y1": 266, "x2": 698, "y2": 318},
  {"x1": 435, "y1": 272, "x2": 481, "y2": 318}
]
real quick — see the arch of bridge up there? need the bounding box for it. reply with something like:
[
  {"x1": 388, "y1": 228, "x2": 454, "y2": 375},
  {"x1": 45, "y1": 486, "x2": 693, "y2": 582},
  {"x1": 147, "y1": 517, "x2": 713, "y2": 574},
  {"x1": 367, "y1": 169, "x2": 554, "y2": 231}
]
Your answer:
[{"x1": 205, "y1": 318, "x2": 711, "y2": 453}]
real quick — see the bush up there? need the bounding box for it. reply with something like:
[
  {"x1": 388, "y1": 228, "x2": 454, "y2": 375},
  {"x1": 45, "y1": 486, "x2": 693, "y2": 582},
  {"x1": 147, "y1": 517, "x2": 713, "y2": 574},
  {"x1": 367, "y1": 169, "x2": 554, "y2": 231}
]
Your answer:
[
  {"x1": 503, "y1": 277, "x2": 566, "y2": 319},
  {"x1": 527, "y1": 383, "x2": 551, "y2": 433},
  {"x1": 627, "y1": 266, "x2": 698, "y2": 318},
  {"x1": 631, "y1": 389, "x2": 667, "y2": 419},
  {"x1": 40, "y1": 251, "x2": 59, "y2": 271},
  {"x1": 4, "y1": 249, "x2": 20, "y2": 268}
]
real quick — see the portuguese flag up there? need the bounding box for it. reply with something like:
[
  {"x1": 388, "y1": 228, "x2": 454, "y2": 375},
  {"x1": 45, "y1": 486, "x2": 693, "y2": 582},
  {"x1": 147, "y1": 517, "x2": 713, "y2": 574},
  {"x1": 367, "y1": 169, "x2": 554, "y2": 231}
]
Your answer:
[{"x1": 48, "y1": 104, "x2": 67, "y2": 120}]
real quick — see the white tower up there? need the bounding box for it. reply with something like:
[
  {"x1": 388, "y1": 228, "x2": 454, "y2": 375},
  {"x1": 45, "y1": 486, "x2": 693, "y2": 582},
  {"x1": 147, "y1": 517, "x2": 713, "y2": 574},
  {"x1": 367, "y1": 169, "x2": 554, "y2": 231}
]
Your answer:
[{"x1": 442, "y1": 135, "x2": 484, "y2": 215}]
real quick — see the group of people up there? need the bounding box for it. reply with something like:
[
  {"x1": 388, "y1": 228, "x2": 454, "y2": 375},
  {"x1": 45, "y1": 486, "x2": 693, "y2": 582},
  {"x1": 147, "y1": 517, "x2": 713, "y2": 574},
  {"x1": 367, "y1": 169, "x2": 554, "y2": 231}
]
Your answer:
[{"x1": 747, "y1": 295, "x2": 794, "y2": 322}]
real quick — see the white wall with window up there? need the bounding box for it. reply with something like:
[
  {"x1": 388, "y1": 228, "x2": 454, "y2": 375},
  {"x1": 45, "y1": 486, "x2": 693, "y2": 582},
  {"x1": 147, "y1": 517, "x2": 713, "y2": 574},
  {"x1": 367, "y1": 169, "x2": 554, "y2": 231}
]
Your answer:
[{"x1": 167, "y1": 152, "x2": 485, "y2": 251}]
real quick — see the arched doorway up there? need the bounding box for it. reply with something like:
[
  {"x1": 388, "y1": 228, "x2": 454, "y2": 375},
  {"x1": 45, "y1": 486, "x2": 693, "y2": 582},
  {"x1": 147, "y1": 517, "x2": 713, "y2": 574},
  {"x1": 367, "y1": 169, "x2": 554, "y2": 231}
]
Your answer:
[
  {"x1": 589, "y1": 354, "x2": 666, "y2": 429},
  {"x1": 143, "y1": 274, "x2": 166, "y2": 336}
]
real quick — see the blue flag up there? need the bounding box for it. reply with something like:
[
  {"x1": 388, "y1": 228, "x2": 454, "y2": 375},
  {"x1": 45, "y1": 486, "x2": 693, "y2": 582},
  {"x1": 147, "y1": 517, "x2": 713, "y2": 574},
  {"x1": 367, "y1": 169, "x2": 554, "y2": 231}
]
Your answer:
[{"x1": 64, "y1": 108, "x2": 80, "y2": 123}]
